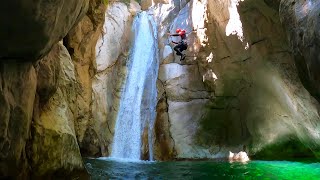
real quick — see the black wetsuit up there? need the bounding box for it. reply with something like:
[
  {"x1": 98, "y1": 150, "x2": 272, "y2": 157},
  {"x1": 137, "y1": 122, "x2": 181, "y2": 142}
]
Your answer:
[{"x1": 171, "y1": 33, "x2": 188, "y2": 57}]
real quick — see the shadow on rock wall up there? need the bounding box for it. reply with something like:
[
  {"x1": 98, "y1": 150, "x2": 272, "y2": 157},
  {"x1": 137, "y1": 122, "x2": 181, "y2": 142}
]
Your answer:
[{"x1": 195, "y1": 0, "x2": 320, "y2": 159}]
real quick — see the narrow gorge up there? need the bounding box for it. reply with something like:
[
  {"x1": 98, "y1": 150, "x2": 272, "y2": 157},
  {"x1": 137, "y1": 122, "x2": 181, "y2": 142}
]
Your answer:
[{"x1": 1, "y1": 0, "x2": 320, "y2": 178}]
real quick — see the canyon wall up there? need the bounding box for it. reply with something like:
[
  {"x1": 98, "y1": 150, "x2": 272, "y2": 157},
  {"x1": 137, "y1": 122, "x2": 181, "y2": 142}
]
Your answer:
[
  {"x1": 2, "y1": 0, "x2": 320, "y2": 178},
  {"x1": 0, "y1": 0, "x2": 90, "y2": 178},
  {"x1": 279, "y1": 0, "x2": 320, "y2": 102},
  {"x1": 66, "y1": 0, "x2": 141, "y2": 157},
  {"x1": 153, "y1": 0, "x2": 320, "y2": 159}
]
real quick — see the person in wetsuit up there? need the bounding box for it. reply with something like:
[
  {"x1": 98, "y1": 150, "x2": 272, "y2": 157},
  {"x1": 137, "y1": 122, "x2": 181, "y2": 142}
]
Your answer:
[{"x1": 168, "y1": 28, "x2": 188, "y2": 61}]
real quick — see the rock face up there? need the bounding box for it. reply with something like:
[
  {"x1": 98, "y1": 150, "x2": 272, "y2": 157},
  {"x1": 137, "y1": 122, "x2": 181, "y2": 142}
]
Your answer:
[
  {"x1": 3, "y1": 1, "x2": 320, "y2": 178},
  {"x1": 64, "y1": 1, "x2": 139, "y2": 157},
  {"x1": 63, "y1": 0, "x2": 107, "y2": 157},
  {"x1": 90, "y1": 1, "x2": 135, "y2": 156},
  {"x1": 0, "y1": 0, "x2": 89, "y2": 61},
  {"x1": 31, "y1": 42, "x2": 83, "y2": 177},
  {"x1": 0, "y1": 0, "x2": 91, "y2": 177},
  {"x1": 154, "y1": 0, "x2": 218, "y2": 159},
  {"x1": 152, "y1": 0, "x2": 320, "y2": 159},
  {"x1": 0, "y1": 42, "x2": 86, "y2": 178},
  {"x1": 279, "y1": 0, "x2": 320, "y2": 102},
  {"x1": 0, "y1": 63, "x2": 37, "y2": 177}
]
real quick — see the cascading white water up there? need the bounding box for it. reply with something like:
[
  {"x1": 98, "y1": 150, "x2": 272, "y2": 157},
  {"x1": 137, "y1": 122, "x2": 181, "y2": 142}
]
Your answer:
[{"x1": 111, "y1": 11, "x2": 159, "y2": 160}]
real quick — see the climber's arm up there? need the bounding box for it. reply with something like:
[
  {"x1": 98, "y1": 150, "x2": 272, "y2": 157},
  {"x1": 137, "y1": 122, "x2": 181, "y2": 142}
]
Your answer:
[{"x1": 167, "y1": 33, "x2": 180, "y2": 36}]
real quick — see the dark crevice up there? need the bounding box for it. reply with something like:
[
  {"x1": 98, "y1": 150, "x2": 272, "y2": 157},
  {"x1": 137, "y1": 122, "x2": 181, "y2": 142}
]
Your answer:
[
  {"x1": 164, "y1": 91, "x2": 177, "y2": 158},
  {"x1": 63, "y1": 37, "x2": 74, "y2": 57},
  {"x1": 220, "y1": 56, "x2": 230, "y2": 60},
  {"x1": 251, "y1": 38, "x2": 267, "y2": 46},
  {"x1": 232, "y1": 57, "x2": 251, "y2": 63}
]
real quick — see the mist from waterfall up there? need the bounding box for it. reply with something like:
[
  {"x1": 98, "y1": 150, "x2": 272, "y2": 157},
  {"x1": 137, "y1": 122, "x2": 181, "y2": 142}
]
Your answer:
[{"x1": 111, "y1": 11, "x2": 159, "y2": 161}]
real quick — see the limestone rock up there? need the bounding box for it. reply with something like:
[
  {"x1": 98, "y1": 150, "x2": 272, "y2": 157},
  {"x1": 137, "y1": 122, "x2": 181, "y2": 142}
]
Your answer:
[
  {"x1": 159, "y1": 63, "x2": 211, "y2": 101},
  {"x1": 168, "y1": 99, "x2": 217, "y2": 158},
  {"x1": 153, "y1": 95, "x2": 176, "y2": 160},
  {"x1": 129, "y1": 0, "x2": 142, "y2": 16},
  {"x1": 279, "y1": 0, "x2": 320, "y2": 102},
  {"x1": 65, "y1": 1, "x2": 132, "y2": 157},
  {"x1": 0, "y1": 63, "x2": 36, "y2": 177},
  {"x1": 197, "y1": 0, "x2": 320, "y2": 158},
  {"x1": 153, "y1": 0, "x2": 320, "y2": 160},
  {"x1": 154, "y1": 0, "x2": 214, "y2": 160},
  {"x1": 95, "y1": 2, "x2": 131, "y2": 72},
  {"x1": 0, "y1": 0, "x2": 89, "y2": 61},
  {"x1": 63, "y1": 0, "x2": 108, "y2": 156},
  {"x1": 65, "y1": 14, "x2": 96, "y2": 151},
  {"x1": 229, "y1": 151, "x2": 250, "y2": 162},
  {"x1": 88, "y1": 2, "x2": 133, "y2": 156},
  {"x1": 162, "y1": 45, "x2": 174, "y2": 64},
  {"x1": 140, "y1": 0, "x2": 153, "y2": 10},
  {"x1": 31, "y1": 42, "x2": 83, "y2": 176},
  {"x1": 91, "y1": 55, "x2": 127, "y2": 156}
]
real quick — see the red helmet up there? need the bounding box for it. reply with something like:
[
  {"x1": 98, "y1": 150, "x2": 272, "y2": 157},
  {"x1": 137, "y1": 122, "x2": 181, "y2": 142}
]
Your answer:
[
  {"x1": 179, "y1": 30, "x2": 186, "y2": 35},
  {"x1": 176, "y1": 28, "x2": 181, "y2": 33}
]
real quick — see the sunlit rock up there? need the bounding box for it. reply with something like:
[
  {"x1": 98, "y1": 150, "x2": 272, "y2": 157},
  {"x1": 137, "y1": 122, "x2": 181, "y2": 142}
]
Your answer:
[
  {"x1": 154, "y1": 0, "x2": 320, "y2": 160},
  {"x1": 168, "y1": 99, "x2": 214, "y2": 159},
  {"x1": 129, "y1": 0, "x2": 142, "y2": 16},
  {"x1": 95, "y1": 2, "x2": 131, "y2": 72},
  {"x1": 141, "y1": 0, "x2": 152, "y2": 10},
  {"x1": 160, "y1": 63, "x2": 211, "y2": 101},
  {"x1": 162, "y1": 45, "x2": 174, "y2": 64},
  {"x1": 229, "y1": 151, "x2": 250, "y2": 162}
]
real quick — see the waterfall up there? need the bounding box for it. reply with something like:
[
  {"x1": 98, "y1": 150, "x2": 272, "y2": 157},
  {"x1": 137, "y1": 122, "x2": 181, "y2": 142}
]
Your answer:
[{"x1": 111, "y1": 11, "x2": 159, "y2": 160}]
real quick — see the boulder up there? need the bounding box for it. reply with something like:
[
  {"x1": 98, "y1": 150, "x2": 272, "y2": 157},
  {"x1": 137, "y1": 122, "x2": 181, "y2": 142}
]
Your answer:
[{"x1": 228, "y1": 151, "x2": 250, "y2": 162}]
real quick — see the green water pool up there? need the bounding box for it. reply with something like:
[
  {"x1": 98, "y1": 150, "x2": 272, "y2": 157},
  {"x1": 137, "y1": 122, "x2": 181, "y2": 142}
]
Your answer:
[{"x1": 84, "y1": 158, "x2": 320, "y2": 179}]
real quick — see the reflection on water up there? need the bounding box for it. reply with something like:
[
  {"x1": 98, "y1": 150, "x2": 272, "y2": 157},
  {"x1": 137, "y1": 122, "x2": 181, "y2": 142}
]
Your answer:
[{"x1": 84, "y1": 158, "x2": 320, "y2": 179}]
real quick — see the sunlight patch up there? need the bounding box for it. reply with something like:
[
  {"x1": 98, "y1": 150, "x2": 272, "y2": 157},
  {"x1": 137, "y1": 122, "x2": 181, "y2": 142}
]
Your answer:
[
  {"x1": 192, "y1": 0, "x2": 208, "y2": 46},
  {"x1": 226, "y1": 0, "x2": 245, "y2": 42},
  {"x1": 203, "y1": 69, "x2": 218, "y2": 82},
  {"x1": 206, "y1": 52, "x2": 214, "y2": 63}
]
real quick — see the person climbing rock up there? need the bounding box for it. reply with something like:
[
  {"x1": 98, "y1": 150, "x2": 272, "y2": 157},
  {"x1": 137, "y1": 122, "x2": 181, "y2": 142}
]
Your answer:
[{"x1": 168, "y1": 28, "x2": 188, "y2": 61}]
